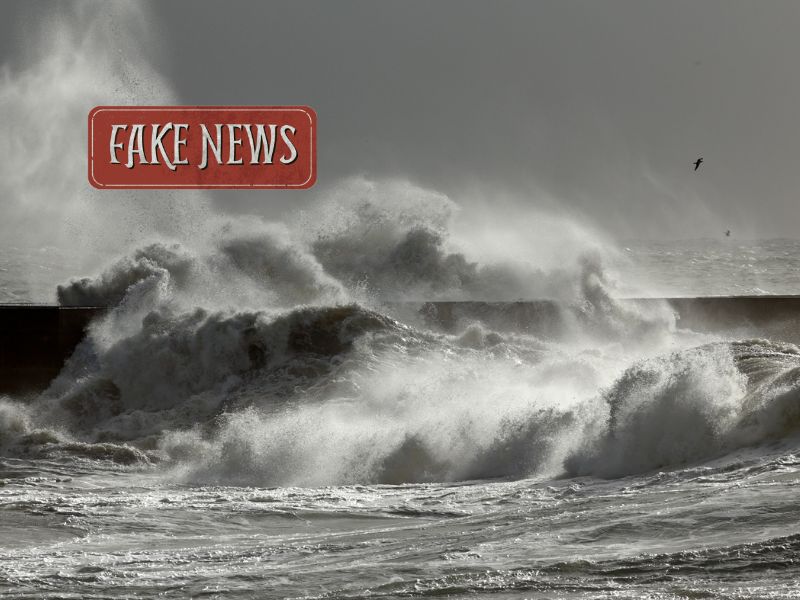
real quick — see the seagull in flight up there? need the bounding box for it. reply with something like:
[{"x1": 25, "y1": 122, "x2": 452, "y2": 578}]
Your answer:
[{"x1": 693, "y1": 157, "x2": 703, "y2": 171}]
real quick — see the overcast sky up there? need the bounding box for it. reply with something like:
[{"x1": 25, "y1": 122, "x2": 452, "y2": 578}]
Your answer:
[{"x1": 4, "y1": 0, "x2": 800, "y2": 240}]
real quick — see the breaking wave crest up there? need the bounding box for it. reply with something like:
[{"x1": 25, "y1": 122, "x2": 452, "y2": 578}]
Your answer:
[
  {"x1": 158, "y1": 336, "x2": 800, "y2": 486},
  {"x1": 2, "y1": 180, "x2": 797, "y2": 485},
  {"x1": 6, "y1": 288, "x2": 800, "y2": 485}
]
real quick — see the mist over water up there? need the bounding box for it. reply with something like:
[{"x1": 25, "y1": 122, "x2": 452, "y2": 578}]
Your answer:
[
  {"x1": 0, "y1": 1, "x2": 214, "y2": 291},
  {"x1": 2, "y1": 2, "x2": 800, "y2": 599}
]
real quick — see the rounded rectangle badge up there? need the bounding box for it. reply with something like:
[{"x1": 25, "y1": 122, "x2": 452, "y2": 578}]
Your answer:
[{"x1": 88, "y1": 106, "x2": 316, "y2": 189}]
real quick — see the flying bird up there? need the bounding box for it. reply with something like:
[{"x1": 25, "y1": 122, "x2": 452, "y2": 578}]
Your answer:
[
  {"x1": 725, "y1": 229, "x2": 731, "y2": 237},
  {"x1": 693, "y1": 157, "x2": 703, "y2": 171}
]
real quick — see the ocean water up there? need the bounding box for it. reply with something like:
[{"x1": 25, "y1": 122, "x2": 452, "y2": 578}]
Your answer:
[
  {"x1": 617, "y1": 238, "x2": 800, "y2": 298},
  {"x1": 2, "y1": 230, "x2": 800, "y2": 599}
]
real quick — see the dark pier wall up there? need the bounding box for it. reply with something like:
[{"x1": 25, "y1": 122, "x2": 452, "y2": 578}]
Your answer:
[
  {"x1": 0, "y1": 306, "x2": 102, "y2": 396},
  {"x1": 666, "y1": 296, "x2": 800, "y2": 330},
  {"x1": 417, "y1": 296, "x2": 800, "y2": 336},
  {"x1": 3, "y1": 296, "x2": 800, "y2": 395}
]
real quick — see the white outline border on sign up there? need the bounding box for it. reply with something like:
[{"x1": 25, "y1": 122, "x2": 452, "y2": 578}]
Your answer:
[{"x1": 88, "y1": 106, "x2": 316, "y2": 189}]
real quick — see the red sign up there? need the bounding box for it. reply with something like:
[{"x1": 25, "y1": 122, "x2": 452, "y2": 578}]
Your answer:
[{"x1": 88, "y1": 106, "x2": 316, "y2": 189}]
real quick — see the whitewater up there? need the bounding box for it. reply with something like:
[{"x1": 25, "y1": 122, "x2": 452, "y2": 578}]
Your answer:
[{"x1": 3, "y1": 205, "x2": 800, "y2": 598}]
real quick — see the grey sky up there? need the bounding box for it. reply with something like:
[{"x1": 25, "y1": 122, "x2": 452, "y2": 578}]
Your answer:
[{"x1": 5, "y1": 0, "x2": 800, "y2": 240}]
